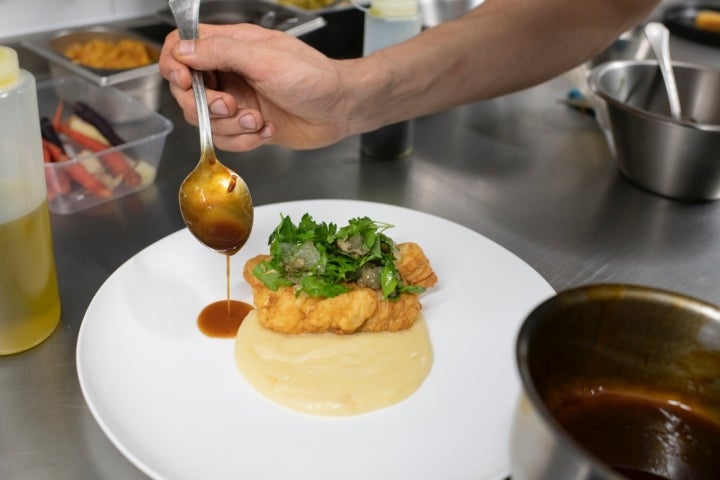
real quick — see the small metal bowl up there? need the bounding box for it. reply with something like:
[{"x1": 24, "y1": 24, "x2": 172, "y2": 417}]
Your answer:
[
  {"x1": 24, "y1": 26, "x2": 163, "y2": 115},
  {"x1": 589, "y1": 60, "x2": 720, "y2": 201}
]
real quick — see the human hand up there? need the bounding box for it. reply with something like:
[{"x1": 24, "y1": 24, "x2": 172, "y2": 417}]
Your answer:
[{"x1": 159, "y1": 23, "x2": 360, "y2": 151}]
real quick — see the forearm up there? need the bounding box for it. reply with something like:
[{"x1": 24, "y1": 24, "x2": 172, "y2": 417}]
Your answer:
[{"x1": 344, "y1": 0, "x2": 658, "y2": 134}]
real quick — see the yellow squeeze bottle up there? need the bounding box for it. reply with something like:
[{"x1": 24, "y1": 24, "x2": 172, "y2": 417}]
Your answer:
[{"x1": 0, "y1": 46, "x2": 61, "y2": 355}]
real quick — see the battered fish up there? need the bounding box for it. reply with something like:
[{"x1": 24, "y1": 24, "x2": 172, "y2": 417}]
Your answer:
[{"x1": 243, "y1": 242, "x2": 437, "y2": 334}]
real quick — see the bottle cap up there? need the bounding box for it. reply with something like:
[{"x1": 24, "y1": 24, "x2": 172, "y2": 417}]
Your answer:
[
  {"x1": 370, "y1": 0, "x2": 418, "y2": 18},
  {"x1": 0, "y1": 46, "x2": 20, "y2": 91}
]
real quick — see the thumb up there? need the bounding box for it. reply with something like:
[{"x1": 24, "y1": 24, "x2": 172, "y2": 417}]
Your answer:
[{"x1": 173, "y1": 25, "x2": 283, "y2": 81}]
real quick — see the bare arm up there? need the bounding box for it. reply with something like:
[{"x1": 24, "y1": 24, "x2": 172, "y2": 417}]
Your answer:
[
  {"x1": 349, "y1": 0, "x2": 658, "y2": 131},
  {"x1": 159, "y1": 0, "x2": 658, "y2": 151}
]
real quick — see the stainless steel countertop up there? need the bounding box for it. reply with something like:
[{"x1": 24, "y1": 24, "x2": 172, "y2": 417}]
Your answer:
[{"x1": 2, "y1": 19, "x2": 720, "y2": 479}]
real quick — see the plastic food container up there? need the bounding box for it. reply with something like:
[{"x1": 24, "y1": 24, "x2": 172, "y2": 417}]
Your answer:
[{"x1": 37, "y1": 76, "x2": 173, "y2": 214}]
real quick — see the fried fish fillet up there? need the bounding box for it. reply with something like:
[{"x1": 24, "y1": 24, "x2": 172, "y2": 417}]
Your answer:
[
  {"x1": 396, "y1": 242, "x2": 438, "y2": 289},
  {"x1": 243, "y1": 242, "x2": 437, "y2": 335}
]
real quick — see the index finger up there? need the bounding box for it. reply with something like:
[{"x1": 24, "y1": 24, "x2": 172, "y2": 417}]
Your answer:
[{"x1": 159, "y1": 29, "x2": 190, "y2": 87}]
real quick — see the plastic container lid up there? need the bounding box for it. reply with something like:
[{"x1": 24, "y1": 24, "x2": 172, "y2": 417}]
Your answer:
[
  {"x1": 370, "y1": 0, "x2": 418, "y2": 18},
  {"x1": 0, "y1": 46, "x2": 20, "y2": 91}
]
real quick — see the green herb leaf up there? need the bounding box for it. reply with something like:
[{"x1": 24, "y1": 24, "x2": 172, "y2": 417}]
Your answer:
[
  {"x1": 299, "y1": 276, "x2": 350, "y2": 298},
  {"x1": 380, "y1": 263, "x2": 399, "y2": 298},
  {"x1": 252, "y1": 261, "x2": 293, "y2": 291},
  {"x1": 254, "y1": 213, "x2": 425, "y2": 299}
]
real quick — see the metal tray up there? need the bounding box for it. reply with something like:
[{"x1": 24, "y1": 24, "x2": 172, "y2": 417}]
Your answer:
[
  {"x1": 22, "y1": 26, "x2": 162, "y2": 87},
  {"x1": 156, "y1": 0, "x2": 326, "y2": 37}
]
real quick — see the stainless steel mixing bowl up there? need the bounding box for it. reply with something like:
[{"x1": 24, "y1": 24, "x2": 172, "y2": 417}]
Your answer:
[
  {"x1": 589, "y1": 60, "x2": 720, "y2": 201},
  {"x1": 510, "y1": 284, "x2": 720, "y2": 480}
]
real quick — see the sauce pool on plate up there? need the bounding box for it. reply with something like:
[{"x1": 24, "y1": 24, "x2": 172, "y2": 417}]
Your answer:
[
  {"x1": 197, "y1": 299, "x2": 253, "y2": 338},
  {"x1": 197, "y1": 254, "x2": 252, "y2": 338}
]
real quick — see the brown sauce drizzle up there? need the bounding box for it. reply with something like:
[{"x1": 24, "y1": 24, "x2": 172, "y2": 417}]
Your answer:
[{"x1": 197, "y1": 254, "x2": 253, "y2": 338}]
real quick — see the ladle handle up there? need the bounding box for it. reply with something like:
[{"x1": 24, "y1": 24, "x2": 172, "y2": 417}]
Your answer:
[
  {"x1": 644, "y1": 22, "x2": 682, "y2": 120},
  {"x1": 168, "y1": 0, "x2": 215, "y2": 156}
]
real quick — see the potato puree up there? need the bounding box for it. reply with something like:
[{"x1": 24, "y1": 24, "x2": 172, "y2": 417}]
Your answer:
[{"x1": 234, "y1": 311, "x2": 433, "y2": 416}]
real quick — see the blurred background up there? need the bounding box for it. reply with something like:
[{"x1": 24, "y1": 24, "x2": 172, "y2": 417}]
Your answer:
[
  {"x1": 0, "y1": 0, "x2": 167, "y2": 39},
  {"x1": 0, "y1": 0, "x2": 686, "y2": 41}
]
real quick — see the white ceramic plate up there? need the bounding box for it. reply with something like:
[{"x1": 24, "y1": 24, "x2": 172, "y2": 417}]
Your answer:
[{"x1": 77, "y1": 199, "x2": 554, "y2": 480}]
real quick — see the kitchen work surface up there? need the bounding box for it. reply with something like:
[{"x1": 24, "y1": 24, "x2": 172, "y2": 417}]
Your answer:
[{"x1": 3, "y1": 16, "x2": 720, "y2": 480}]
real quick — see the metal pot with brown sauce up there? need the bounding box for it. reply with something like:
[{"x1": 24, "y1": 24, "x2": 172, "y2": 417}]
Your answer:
[{"x1": 510, "y1": 284, "x2": 720, "y2": 480}]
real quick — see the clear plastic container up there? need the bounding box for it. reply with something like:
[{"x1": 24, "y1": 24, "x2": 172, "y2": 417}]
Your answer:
[
  {"x1": 362, "y1": 0, "x2": 422, "y2": 54},
  {"x1": 0, "y1": 46, "x2": 61, "y2": 354},
  {"x1": 360, "y1": 0, "x2": 422, "y2": 158},
  {"x1": 36, "y1": 76, "x2": 173, "y2": 214}
]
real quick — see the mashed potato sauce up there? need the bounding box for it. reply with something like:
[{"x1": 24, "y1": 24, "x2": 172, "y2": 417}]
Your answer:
[{"x1": 235, "y1": 310, "x2": 433, "y2": 416}]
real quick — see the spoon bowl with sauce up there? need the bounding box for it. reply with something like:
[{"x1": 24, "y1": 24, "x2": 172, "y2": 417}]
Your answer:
[
  {"x1": 170, "y1": 0, "x2": 254, "y2": 336},
  {"x1": 169, "y1": 0, "x2": 254, "y2": 255}
]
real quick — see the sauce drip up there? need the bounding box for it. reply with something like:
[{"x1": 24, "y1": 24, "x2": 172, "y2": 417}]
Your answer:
[
  {"x1": 197, "y1": 299, "x2": 252, "y2": 337},
  {"x1": 197, "y1": 254, "x2": 253, "y2": 338}
]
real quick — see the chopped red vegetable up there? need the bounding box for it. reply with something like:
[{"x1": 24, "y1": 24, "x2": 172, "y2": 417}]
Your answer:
[
  {"x1": 51, "y1": 100, "x2": 141, "y2": 188},
  {"x1": 72, "y1": 101, "x2": 126, "y2": 146},
  {"x1": 56, "y1": 125, "x2": 141, "y2": 187},
  {"x1": 43, "y1": 139, "x2": 113, "y2": 198}
]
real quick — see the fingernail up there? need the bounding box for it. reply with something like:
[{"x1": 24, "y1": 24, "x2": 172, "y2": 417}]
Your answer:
[
  {"x1": 259, "y1": 123, "x2": 273, "y2": 139},
  {"x1": 210, "y1": 99, "x2": 230, "y2": 116},
  {"x1": 168, "y1": 70, "x2": 180, "y2": 85},
  {"x1": 178, "y1": 40, "x2": 195, "y2": 55},
  {"x1": 239, "y1": 114, "x2": 257, "y2": 130}
]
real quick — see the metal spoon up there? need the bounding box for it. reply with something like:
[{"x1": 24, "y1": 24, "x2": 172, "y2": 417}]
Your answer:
[
  {"x1": 169, "y1": 0, "x2": 253, "y2": 255},
  {"x1": 643, "y1": 22, "x2": 682, "y2": 120}
]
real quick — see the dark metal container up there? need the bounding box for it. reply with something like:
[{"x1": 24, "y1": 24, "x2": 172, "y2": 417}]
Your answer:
[{"x1": 510, "y1": 284, "x2": 720, "y2": 480}]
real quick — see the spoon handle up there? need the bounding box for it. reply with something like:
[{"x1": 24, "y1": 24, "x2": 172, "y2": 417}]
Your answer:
[
  {"x1": 168, "y1": 0, "x2": 215, "y2": 156},
  {"x1": 168, "y1": 0, "x2": 199, "y2": 39},
  {"x1": 644, "y1": 22, "x2": 682, "y2": 120}
]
